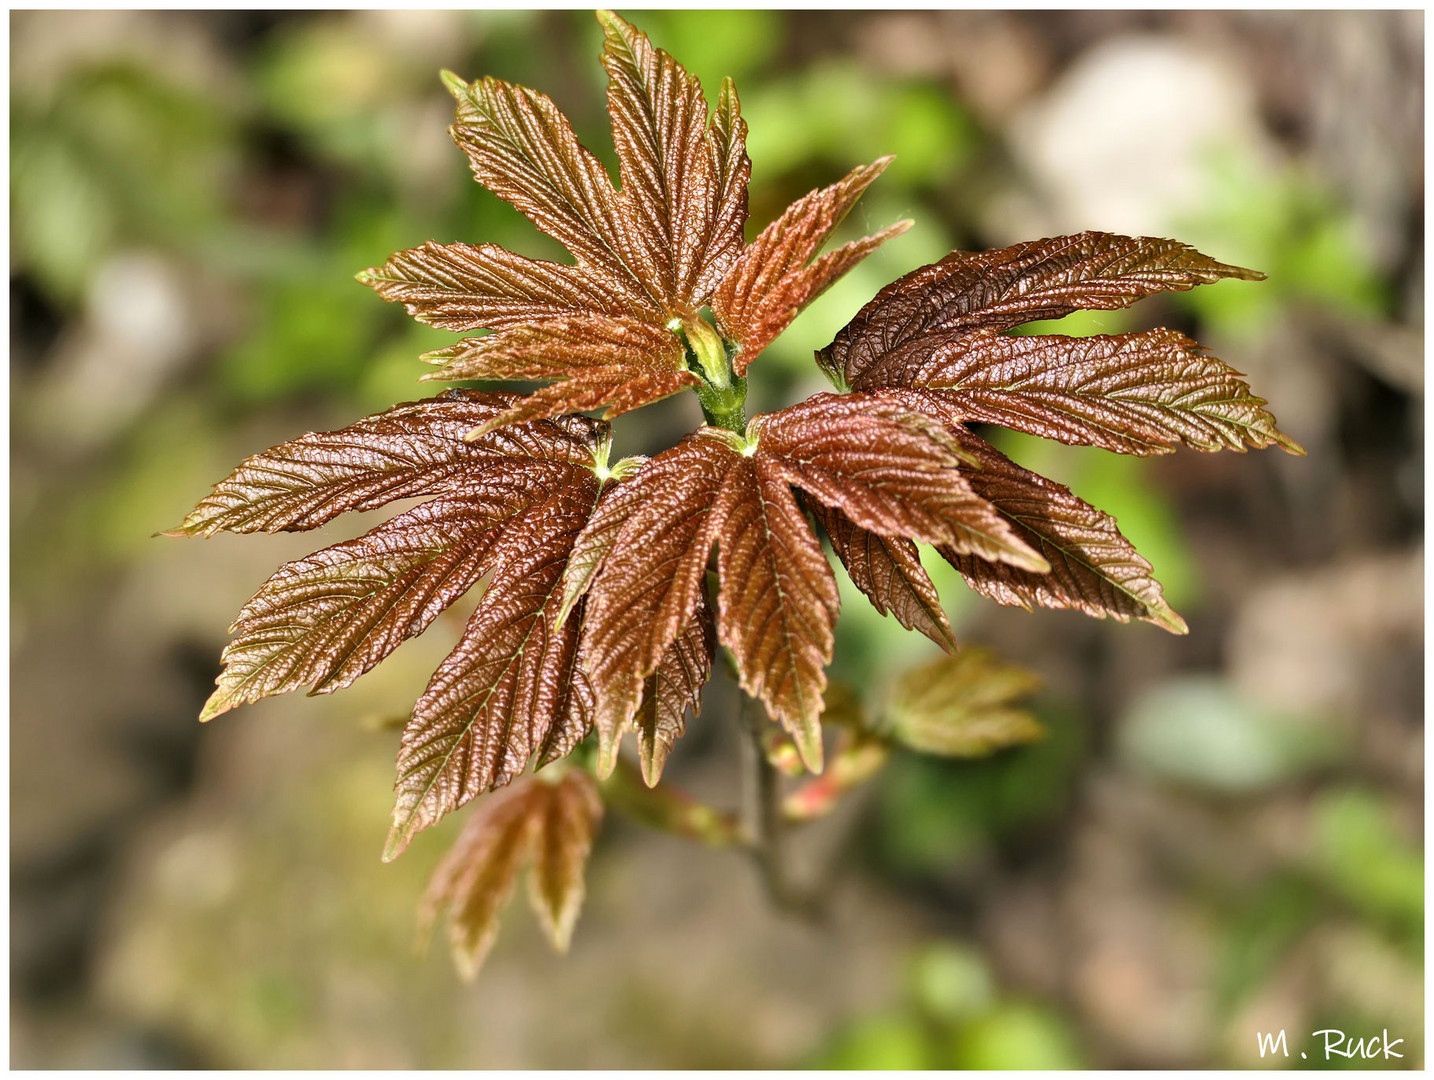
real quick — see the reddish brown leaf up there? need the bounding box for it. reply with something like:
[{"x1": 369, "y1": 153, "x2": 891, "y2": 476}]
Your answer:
[
  {"x1": 599, "y1": 10, "x2": 747, "y2": 311},
  {"x1": 200, "y1": 464, "x2": 582, "y2": 722},
  {"x1": 419, "y1": 780, "x2": 545, "y2": 980},
  {"x1": 728, "y1": 219, "x2": 909, "y2": 369},
  {"x1": 806, "y1": 499, "x2": 957, "y2": 652},
  {"x1": 712, "y1": 456, "x2": 840, "y2": 770},
  {"x1": 558, "y1": 467, "x2": 651, "y2": 626},
  {"x1": 938, "y1": 430, "x2": 1187, "y2": 633},
  {"x1": 487, "y1": 367, "x2": 699, "y2": 434},
  {"x1": 356, "y1": 240, "x2": 651, "y2": 332},
  {"x1": 445, "y1": 72, "x2": 656, "y2": 312},
  {"x1": 387, "y1": 478, "x2": 602, "y2": 860},
  {"x1": 754, "y1": 393, "x2": 1048, "y2": 571},
  {"x1": 852, "y1": 328, "x2": 1304, "y2": 456},
  {"x1": 419, "y1": 313, "x2": 693, "y2": 430},
  {"x1": 635, "y1": 596, "x2": 717, "y2": 786},
  {"x1": 526, "y1": 770, "x2": 605, "y2": 953},
  {"x1": 424, "y1": 313, "x2": 681, "y2": 383},
  {"x1": 821, "y1": 232, "x2": 1265, "y2": 389},
  {"x1": 580, "y1": 431, "x2": 741, "y2": 772},
  {"x1": 419, "y1": 770, "x2": 603, "y2": 978},
  {"x1": 170, "y1": 390, "x2": 603, "y2": 537},
  {"x1": 704, "y1": 77, "x2": 751, "y2": 300},
  {"x1": 713, "y1": 157, "x2": 906, "y2": 371}
]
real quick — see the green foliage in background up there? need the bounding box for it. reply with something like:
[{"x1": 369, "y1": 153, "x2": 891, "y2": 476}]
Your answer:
[
  {"x1": 1177, "y1": 148, "x2": 1391, "y2": 336},
  {"x1": 812, "y1": 943, "x2": 1084, "y2": 1069},
  {"x1": 12, "y1": 61, "x2": 239, "y2": 304}
]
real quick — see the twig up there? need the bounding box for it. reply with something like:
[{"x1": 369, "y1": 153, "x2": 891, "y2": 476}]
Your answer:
[
  {"x1": 739, "y1": 694, "x2": 826, "y2": 922},
  {"x1": 600, "y1": 757, "x2": 742, "y2": 847}
]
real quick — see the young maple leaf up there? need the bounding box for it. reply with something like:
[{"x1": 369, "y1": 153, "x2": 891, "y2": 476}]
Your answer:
[
  {"x1": 881, "y1": 647, "x2": 1045, "y2": 758},
  {"x1": 419, "y1": 769, "x2": 604, "y2": 980},
  {"x1": 356, "y1": 11, "x2": 906, "y2": 433},
  {"x1": 565, "y1": 392, "x2": 1047, "y2": 775},
  {"x1": 174, "y1": 10, "x2": 1309, "y2": 983},
  {"x1": 811, "y1": 232, "x2": 1306, "y2": 631},
  {"x1": 168, "y1": 390, "x2": 625, "y2": 856}
]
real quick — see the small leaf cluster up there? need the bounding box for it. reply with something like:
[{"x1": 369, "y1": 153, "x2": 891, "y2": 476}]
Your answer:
[{"x1": 173, "y1": 11, "x2": 1302, "y2": 974}]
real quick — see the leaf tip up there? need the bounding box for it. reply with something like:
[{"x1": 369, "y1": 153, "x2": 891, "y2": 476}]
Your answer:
[
  {"x1": 1006, "y1": 545, "x2": 1051, "y2": 575},
  {"x1": 594, "y1": 9, "x2": 626, "y2": 37},
  {"x1": 554, "y1": 594, "x2": 579, "y2": 630},
  {"x1": 381, "y1": 824, "x2": 413, "y2": 864},
  {"x1": 452, "y1": 948, "x2": 483, "y2": 984},
  {"x1": 1276, "y1": 432, "x2": 1308, "y2": 457},
  {"x1": 198, "y1": 689, "x2": 233, "y2": 723},
  {"x1": 934, "y1": 624, "x2": 960, "y2": 654},
  {"x1": 439, "y1": 68, "x2": 469, "y2": 99},
  {"x1": 1149, "y1": 603, "x2": 1190, "y2": 635},
  {"x1": 794, "y1": 722, "x2": 825, "y2": 774},
  {"x1": 463, "y1": 422, "x2": 498, "y2": 441},
  {"x1": 638, "y1": 745, "x2": 667, "y2": 788},
  {"x1": 594, "y1": 729, "x2": 621, "y2": 781}
]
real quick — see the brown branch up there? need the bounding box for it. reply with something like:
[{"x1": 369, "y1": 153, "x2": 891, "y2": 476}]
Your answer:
[{"x1": 739, "y1": 693, "x2": 826, "y2": 921}]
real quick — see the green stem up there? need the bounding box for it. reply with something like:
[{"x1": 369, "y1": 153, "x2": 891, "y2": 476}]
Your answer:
[
  {"x1": 696, "y1": 376, "x2": 748, "y2": 433},
  {"x1": 677, "y1": 316, "x2": 748, "y2": 432}
]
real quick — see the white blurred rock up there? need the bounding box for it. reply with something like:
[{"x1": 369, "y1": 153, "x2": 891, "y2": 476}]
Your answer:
[
  {"x1": 32, "y1": 250, "x2": 200, "y2": 451},
  {"x1": 358, "y1": 9, "x2": 470, "y2": 65},
  {"x1": 999, "y1": 35, "x2": 1275, "y2": 238},
  {"x1": 11, "y1": 10, "x2": 241, "y2": 105}
]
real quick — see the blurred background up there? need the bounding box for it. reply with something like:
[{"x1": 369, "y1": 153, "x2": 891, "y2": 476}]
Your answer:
[{"x1": 10, "y1": 9, "x2": 1423, "y2": 1068}]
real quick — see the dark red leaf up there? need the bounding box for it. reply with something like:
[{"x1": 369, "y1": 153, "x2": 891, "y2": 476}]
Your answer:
[
  {"x1": 754, "y1": 393, "x2": 1049, "y2": 570},
  {"x1": 635, "y1": 596, "x2": 716, "y2": 786},
  {"x1": 852, "y1": 327, "x2": 1305, "y2": 456},
  {"x1": 938, "y1": 429, "x2": 1187, "y2": 633},
  {"x1": 599, "y1": 10, "x2": 749, "y2": 311},
  {"x1": 445, "y1": 72, "x2": 655, "y2": 310},
  {"x1": 169, "y1": 390, "x2": 603, "y2": 537},
  {"x1": 713, "y1": 157, "x2": 907, "y2": 372},
  {"x1": 712, "y1": 456, "x2": 840, "y2": 770},
  {"x1": 419, "y1": 313, "x2": 693, "y2": 430},
  {"x1": 200, "y1": 463, "x2": 583, "y2": 722},
  {"x1": 806, "y1": 498, "x2": 957, "y2": 651},
  {"x1": 387, "y1": 476, "x2": 603, "y2": 860},
  {"x1": 821, "y1": 232, "x2": 1265, "y2": 389},
  {"x1": 355, "y1": 240, "x2": 651, "y2": 332},
  {"x1": 579, "y1": 431, "x2": 741, "y2": 773},
  {"x1": 558, "y1": 465, "x2": 652, "y2": 626}
]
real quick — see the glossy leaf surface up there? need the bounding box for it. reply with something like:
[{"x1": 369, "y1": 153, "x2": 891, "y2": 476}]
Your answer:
[
  {"x1": 388, "y1": 479, "x2": 603, "y2": 859},
  {"x1": 713, "y1": 158, "x2": 908, "y2": 369},
  {"x1": 853, "y1": 328, "x2": 1304, "y2": 456},
  {"x1": 821, "y1": 231, "x2": 1269, "y2": 388},
  {"x1": 940, "y1": 430, "x2": 1187, "y2": 633}
]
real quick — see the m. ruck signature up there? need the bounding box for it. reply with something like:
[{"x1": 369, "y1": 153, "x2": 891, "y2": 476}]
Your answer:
[{"x1": 1257, "y1": 1028, "x2": 1405, "y2": 1062}]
